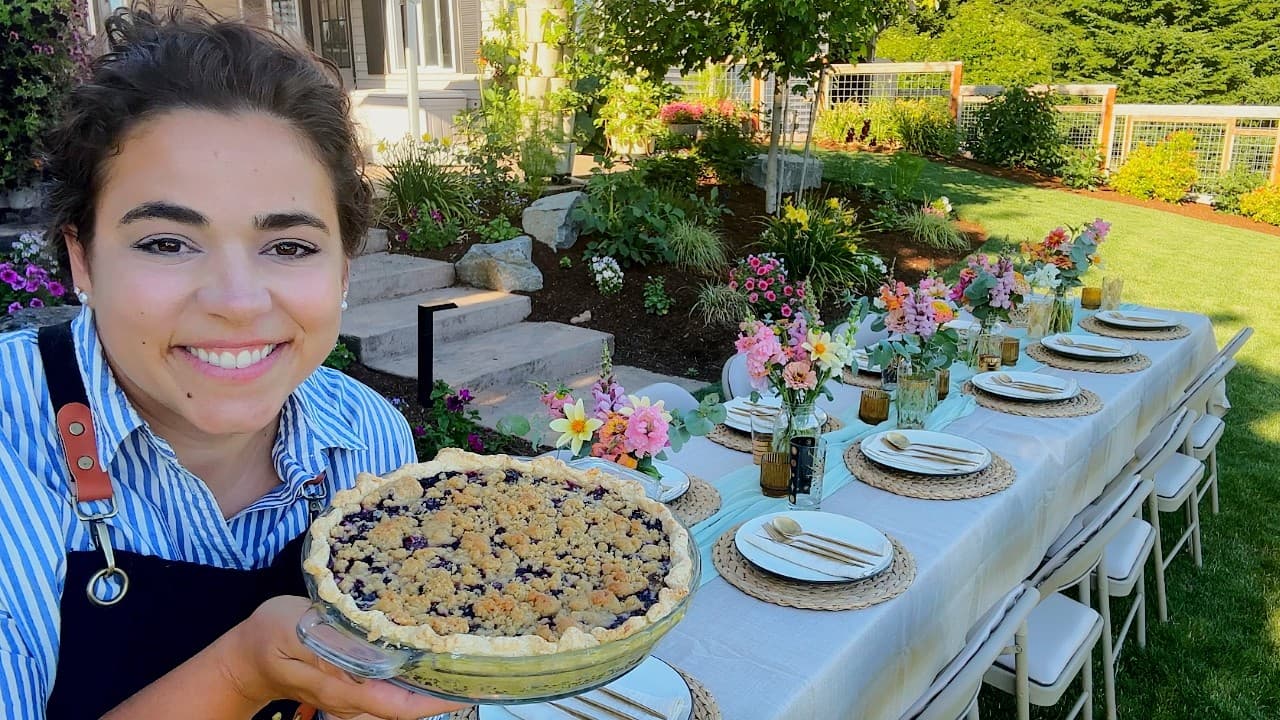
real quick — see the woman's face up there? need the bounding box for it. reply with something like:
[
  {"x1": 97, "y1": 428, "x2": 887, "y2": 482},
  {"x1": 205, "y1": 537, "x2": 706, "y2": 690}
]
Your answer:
[{"x1": 68, "y1": 110, "x2": 348, "y2": 438}]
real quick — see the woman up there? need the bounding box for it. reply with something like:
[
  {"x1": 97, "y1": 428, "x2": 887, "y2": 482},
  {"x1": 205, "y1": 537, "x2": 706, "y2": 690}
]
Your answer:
[{"x1": 0, "y1": 6, "x2": 468, "y2": 719}]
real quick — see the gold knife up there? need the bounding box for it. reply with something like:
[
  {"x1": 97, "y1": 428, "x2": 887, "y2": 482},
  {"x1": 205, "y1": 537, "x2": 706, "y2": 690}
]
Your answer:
[
  {"x1": 596, "y1": 687, "x2": 667, "y2": 720},
  {"x1": 741, "y1": 536, "x2": 866, "y2": 579}
]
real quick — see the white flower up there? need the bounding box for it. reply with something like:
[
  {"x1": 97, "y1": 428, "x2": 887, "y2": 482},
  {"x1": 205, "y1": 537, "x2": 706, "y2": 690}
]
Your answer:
[{"x1": 1028, "y1": 264, "x2": 1062, "y2": 290}]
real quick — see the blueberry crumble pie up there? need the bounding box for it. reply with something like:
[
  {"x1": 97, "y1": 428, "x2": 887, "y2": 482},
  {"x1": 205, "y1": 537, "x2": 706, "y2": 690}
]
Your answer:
[{"x1": 303, "y1": 449, "x2": 694, "y2": 656}]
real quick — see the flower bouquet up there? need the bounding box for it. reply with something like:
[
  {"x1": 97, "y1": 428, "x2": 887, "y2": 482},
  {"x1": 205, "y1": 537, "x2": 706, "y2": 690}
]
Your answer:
[
  {"x1": 525, "y1": 345, "x2": 724, "y2": 480},
  {"x1": 1020, "y1": 218, "x2": 1110, "y2": 332}
]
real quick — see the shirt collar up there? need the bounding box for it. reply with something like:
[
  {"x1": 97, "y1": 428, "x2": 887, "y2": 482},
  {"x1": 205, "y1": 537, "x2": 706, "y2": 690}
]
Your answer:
[{"x1": 71, "y1": 308, "x2": 367, "y2": 468}]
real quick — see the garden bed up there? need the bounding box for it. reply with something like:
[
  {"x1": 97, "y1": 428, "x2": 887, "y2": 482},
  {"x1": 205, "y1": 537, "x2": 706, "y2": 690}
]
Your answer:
[{"x1": 524, "y1": 181, "x2": 986, "y2": 383}]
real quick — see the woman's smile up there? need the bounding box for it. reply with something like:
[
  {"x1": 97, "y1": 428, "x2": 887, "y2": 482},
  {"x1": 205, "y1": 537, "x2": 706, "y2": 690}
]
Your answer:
[{"x1": 177, "y1": 341, "x2": 289, "y2": 380}]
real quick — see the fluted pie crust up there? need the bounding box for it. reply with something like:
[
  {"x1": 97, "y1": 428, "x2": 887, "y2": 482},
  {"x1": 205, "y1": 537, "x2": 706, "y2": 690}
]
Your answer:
[{"x1": 303, "y1": 449, "x2": 693, "y2": 656}]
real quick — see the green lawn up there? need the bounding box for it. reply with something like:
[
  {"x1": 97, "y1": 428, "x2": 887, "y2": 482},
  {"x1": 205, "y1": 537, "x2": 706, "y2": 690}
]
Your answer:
[{"x1": 822, "y1": 151, "x2": 1280, "y2": 719}]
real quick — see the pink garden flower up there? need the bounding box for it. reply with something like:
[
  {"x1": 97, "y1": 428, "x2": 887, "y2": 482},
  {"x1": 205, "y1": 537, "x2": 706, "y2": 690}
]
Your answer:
[
  {"x1": 624, "y1": 405, "x2": 670, "y2": 457},
  {"x1": 782, "y1": 361, "x2": 817, "y2": 390}
]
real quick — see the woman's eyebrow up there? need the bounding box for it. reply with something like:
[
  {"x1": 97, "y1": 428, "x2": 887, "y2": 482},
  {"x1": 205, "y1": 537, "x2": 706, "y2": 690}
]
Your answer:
[
  {"x1": 119, "y1": 201, "x2": 208, "y2": 226},
  {"x1": 255, "y1": 212, "x2": 329, "y2": 232}
]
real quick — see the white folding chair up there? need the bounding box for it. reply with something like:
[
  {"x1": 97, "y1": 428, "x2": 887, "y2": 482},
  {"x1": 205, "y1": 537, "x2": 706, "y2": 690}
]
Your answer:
[
  {"x1": 1198, "y1": 326, "x2": 1251, "y2": 419},
  {"x1": 629, "y1": 382, "x2": 699, "y2": 413},
  {"x1": 986, "y1": 475, "x2": 1153, "y2": 720},
  {"x1": 1171, "y1": 358, "x2": 1237, "y2": 515},
  {"x1": 833, "y1": 314, "x2": 889, "y2": 349},
  {"x1": 901, "y1": 584, "x2": 1040, "y2": 720},
  {"x1": 1123, "y1": 407, "x2": 1200, "y2": 622},
  {"x1": 720, "y1": 353, "x2": 753, "y2": 400}
]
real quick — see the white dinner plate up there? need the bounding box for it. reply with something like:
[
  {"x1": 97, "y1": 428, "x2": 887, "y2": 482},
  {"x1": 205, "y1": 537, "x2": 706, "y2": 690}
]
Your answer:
[
  {"x1": 1094, "y1": 309, "x2": 1179, "y2": 330},
  {"x1": 476, "y1": 655, "x2": 693, "y2": 720},
  {"x1": 652, "y1": 461, "x2": 691, "y2": 503},
  {"x1": 860, "y1": 429, "x2": 993, "y2": 476},
  {"x1": 971, "y1": 371, "x2": 1080, "y2": 402},
  {"x1": 734, "y1": 511, "x2": 893, "y2": 583},
  {"x1": 1041, "y1": 333, "x2": 1137, "y2": 360},
  {"x1": 722, "y1": 395, "x2": 827, "y2": 433}
]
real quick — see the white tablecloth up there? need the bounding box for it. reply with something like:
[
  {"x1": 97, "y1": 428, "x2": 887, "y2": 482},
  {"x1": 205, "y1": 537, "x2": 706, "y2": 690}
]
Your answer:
[{"x1": 653, "y1": 311, "x2": 1217, "y2": 720}]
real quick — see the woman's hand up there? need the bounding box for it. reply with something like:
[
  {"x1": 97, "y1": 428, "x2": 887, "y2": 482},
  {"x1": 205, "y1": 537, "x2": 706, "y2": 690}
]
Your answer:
[{"x1": 225, "y1": 595, "x2": 470, "y2": 720}]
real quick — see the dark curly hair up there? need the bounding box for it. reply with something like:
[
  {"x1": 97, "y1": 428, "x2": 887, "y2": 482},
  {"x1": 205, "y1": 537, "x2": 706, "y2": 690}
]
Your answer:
[{"x1": 43, "y1": 2, "x2": 372, "y2": 264}]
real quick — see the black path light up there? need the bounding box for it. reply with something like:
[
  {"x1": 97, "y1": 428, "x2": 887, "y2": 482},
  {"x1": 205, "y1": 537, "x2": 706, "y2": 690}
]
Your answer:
[{"x1": 417, "y1": 301, "x2": 457, "y2": 408}]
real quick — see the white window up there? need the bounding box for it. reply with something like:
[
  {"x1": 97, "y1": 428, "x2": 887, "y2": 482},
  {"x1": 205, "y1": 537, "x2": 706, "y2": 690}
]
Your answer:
[{"x1": 387, "y1": 0, "x2": 456, "y2": 71}]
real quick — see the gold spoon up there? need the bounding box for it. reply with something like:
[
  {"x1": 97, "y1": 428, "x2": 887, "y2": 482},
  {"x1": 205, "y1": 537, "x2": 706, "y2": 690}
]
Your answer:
[
  {"x1": 884, "y1": 430, "x2": 985, "y2": 456},
  {"x1": 1056, "y1": 336, "x2": 1121, "y2": 353},
  {"x1": 760, "y1": 523, "x2": 871, "y2": 566},
  {"x1": 881, "y1": 434, "x2": 981, "y2": 465},
  {"x1": 992, "y1": 373, "x2": 1062, "y2": 393},
  {"x1": 770, "y1": 516, "x2": 882, "y2": 557}
]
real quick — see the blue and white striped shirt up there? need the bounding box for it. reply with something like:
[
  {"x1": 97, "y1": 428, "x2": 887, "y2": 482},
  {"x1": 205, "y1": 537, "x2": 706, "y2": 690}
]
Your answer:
[{"x1": 0, "y1": 309, "x2": 416, "y2": 719}]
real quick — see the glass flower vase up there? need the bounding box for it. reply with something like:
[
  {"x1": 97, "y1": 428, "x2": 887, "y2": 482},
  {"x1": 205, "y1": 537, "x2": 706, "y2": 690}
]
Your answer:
[
  {"x1": 771, "y1": 402, "x2": 825, "y2": 511},
  {"x1": 968, "y1": 317, "x2": 1002, "y2": 370},
  {"x1": 1049, "y1": 287, "x2": 1075, "y2": 335},
  {"x1": 896, "y1": 370, "x2": 937, "y2": 430}
]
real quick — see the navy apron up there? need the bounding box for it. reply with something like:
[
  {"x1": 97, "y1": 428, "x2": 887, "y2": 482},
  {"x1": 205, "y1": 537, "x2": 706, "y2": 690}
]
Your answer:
[{"x1": 38, "y1": 321, "x2": 321, "y2": 720}]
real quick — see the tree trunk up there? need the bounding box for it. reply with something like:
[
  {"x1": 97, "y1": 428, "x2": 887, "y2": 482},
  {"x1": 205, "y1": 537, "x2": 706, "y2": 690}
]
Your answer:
[{"x1": 765, "y1": 79, "x2": 786, "y2": 214}]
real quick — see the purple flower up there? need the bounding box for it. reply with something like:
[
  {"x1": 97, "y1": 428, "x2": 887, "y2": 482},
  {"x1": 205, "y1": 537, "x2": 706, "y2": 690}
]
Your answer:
[
  {"x1": 46, "y1": 281, "x2": 65, "y2": 298},
  {"x1": 28, "y1": 298, "x2": 43, "y2": 309},
  {"x1": 0, "y1": 268, "x2": 19, "y2": 285},
  {"x1": 467, "y1": 433, "x2": 485, "y2": 453},
  {"x1": 457, "y1": 388, "x2": 473, "y2": 404},
  {"x1": 445, "y1": 394, "x2": 465, "y2": 413},
  {"x1": 8, "y1": 31, "x2": 19, "y2": 42},
  {"x1": 412, "y1": 424, "x2": 426, "y2": 438},
  {"x1": 429, "y1": 209, "x2": 444, "y2": 223},
  {"x1": 23, "y1": 278, "x2": 40, "y2": 293},
  {"x1": 396, "y1": 230, "x2": 409, "y2": 242},
  {"x1": 6, "y1": 302, "x2": 21, "y2": 315}
]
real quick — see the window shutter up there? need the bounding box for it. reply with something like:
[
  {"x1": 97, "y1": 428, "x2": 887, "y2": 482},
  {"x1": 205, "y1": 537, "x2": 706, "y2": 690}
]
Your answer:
[
  {"x1": 362, "y1": 0, "x2": 386, "y2": 75},
  {"x1": 455, "y1": 0, "x2": 481, "y2": 74}
]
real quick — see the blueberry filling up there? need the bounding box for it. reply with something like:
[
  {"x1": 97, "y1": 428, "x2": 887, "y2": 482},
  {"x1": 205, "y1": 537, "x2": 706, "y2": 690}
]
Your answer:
[{"x1": 403, "y1": 536, "x2": 429, "y2": 551}]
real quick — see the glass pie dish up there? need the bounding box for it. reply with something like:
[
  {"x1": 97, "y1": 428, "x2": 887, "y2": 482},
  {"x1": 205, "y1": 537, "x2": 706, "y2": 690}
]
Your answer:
[{"x1": 295, "y1": 525, "x2": 701, "y2": 704}]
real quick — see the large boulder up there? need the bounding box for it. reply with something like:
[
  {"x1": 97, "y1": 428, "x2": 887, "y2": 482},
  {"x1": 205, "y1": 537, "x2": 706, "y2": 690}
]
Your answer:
[
  {"x1": 521, "y1": 190, "x2": 584, "y2": 251},
  {"x1": 0, "y1": 304, "x2": 81, "y2": 333},
  {"x1": 745, "y1": 153, "x2": 823, "y2": 193},
  {"x1": 455, "y1": 236, "x2": 543, "y2": 292}
]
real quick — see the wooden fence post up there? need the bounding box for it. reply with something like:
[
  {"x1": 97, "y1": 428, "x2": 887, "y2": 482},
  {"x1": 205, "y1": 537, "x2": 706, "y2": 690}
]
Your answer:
[
  {"x1": 1271, "y1": 129, "x2": 1280, "y2": 186},
  {"x1": 949, "y1": 61, "x2": 964, "y2": 119},
  {"x1": 1097, "y1": 86, "x2": 1117, "y2": 170},
  {"x1": 1220, "y1": 119, "x2": 1237, "y2": 176}
]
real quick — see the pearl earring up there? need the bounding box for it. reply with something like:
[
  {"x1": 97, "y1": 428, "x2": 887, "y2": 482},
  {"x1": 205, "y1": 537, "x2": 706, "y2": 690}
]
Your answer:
[
  {"x1": 340, "y1": 290, "x2": 348, "y2": 311},
  {"x1": 74, "y1": 286, "x2": 89, "y2": 305}
]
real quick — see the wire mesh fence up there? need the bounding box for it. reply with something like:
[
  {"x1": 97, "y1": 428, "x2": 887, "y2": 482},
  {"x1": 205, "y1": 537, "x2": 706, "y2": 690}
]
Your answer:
[
  {"x1": 1109, "y1": 108, "x2": 1280, "y2": 180},
  {"x1": 957, "y1": 84, "x2": 1114, "y2": 155}
]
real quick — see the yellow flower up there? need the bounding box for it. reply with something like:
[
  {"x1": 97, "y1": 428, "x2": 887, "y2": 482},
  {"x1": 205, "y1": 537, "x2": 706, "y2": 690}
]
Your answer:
[
  {"x1": 803, "y1": 329, "x2": 844, "y2": 369},
  {"x1": 549, "y1": 399, "x2": 603, "y2": 455},
  {"x1": 827, "y1": 198, "x2": 841, "y2": 210},
  {"x1": 376, "y1": 139, "x2": 388, "y2": 153},
  {"x1": 421, "y1": 132, "x2": 433, "y2": 143},
  {"x1": 783, "y1": 204, "x2": 810, "y2": 230},
  {"x1": 932, "y1": 299, "x2": 955, "y2": 323}
]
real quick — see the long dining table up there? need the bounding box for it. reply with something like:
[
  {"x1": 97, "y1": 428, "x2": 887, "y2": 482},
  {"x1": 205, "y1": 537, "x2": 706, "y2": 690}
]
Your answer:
[{"x1": 651, "y1": 308, "x2": 1219, "y2": 720}]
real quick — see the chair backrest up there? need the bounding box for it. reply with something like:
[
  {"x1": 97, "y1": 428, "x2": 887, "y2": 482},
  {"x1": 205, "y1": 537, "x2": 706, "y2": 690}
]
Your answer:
[
  {"x1": 902, "y1": 583, "x2": 1040, "y2": 720},
  {"x1": 1175, "y1": 357, "x2": 1237, "y2": 420},
  {"x1": 721, "y1": 353, "x2": 754, "y2": 400},
  {"x1": 1124, "y1": 407, "x2": 1195, "y2": 481},
  {"x1": 1031, "y1": 474, "x2": 1155, "y2": 597},
  {"x1": 629, "y1": 382, "x2": 699, "y2": 413},
  {"x1": 1218, "y1": 326, "x2": 1253, "y2": 364}
]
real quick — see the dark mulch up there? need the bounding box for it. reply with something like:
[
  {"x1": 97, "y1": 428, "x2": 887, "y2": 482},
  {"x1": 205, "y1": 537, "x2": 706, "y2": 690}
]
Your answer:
[{"x1": 343, "y1": 363, "x2": 538, "y2": 456}]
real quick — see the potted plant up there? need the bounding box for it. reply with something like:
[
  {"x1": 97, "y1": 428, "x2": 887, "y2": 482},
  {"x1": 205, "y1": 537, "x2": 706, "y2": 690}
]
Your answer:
[
  {"x1": 659, "y1": 100, "x2": 705, "y2": 139},
  {"x1": 597, "y1": 73, "x2": 666, "y2": 158}
]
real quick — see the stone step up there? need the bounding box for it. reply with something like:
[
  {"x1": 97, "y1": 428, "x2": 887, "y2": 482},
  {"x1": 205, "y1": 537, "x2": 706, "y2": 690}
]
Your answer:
[
  {"x1": 361, "y1": 228, "x2": 389, "y2": 255},
  {"x1": 341, "y1": 287, "x2": 530, "y2": 362},
  {"x1": 472, "y1": 365, "x2": 706, "y2": 431},
  {"x1": 347, "y1": 252, "x2": 454, "y2": 306},
  {"x1": 364, "y1": 322, "x2": 613, "y2": 402}
]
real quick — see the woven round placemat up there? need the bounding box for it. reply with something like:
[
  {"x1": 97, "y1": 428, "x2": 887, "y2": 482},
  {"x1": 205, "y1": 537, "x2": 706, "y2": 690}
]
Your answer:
[
  {"x1": 841, "y1": 367, "x2": 883, "y2": 389},
  {"x1": 961, "y1": 381, "x2": 1103, "y2": 418},
  {"x1": 668, "y1": 474, "x2": 721, "y2": 527},
  {"x1": 843, "y1": 441, "x2": 1017, "y2": 500},
  {"x1": 446, "y1": 665, "x2": 722, "y2": 720},
  {"x1": 711, "y1": 523, "x2": 915, "y2": 610},
  {"x1": 706, "y1": 416, "x2": 846, "y2": 453},
  {"x1": 1079, "y1": 315, "x2": 1191, "y2": 341},
  {"x1": 1027, "y1": 342, "x2": 1152, "y2": 374}
]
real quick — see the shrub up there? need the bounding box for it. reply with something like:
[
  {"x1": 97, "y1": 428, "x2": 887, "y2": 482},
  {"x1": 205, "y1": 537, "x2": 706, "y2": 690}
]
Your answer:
[
  {"x1": 397, "y1": 206, "x2": 463, "y2": 251},
  {"x1": 411, "y1": 381, "x2": 486, "y2": 460},
  {"x1": 696, "y1": 111, "x2": 756, "y2": 183},
  {"x1": 597, "y1": 73, "x2": 667, "y2": 152},
  {"x1": 762, "y1": 198, "x2": 884, "y2": 301},
  {"x1": 1199, "y1": 166, "x2": 1267, "y2": 214},
  {"x1": 1058, "y1": 147, "x2": 1106, "y2": 190},
  {"x1": 634, "y1": 154, "x2": 702, "y2": 195},
  {"x1": 901, "y1": 208, "x2": 967, "y2": 251},
  {"x1": 692, "y1": 282, "x2": 750, "y2": 327},
  {"x1": 971, "y1": 88, "x2": 1064, "y2": 172},
  {"x1": 815, "y1": 102, "x2": 866, "y2": 144},
  {"x1": 642, "y1": 276, "x2": 673, "y2": 315},
  {"x1": 667, "y1": 220, "x2": 727, "y2": 275},
  {"x1": 378, "y1": 135, "x2": 474, "y2": 228},
  {"x1": 653, "y1": 131, "x2": 696, "y2": 153},
  {"x1": 1, "y1": 0, "x2": 90, "y2": 191},
  {"x1": 886, "y1": 152, "x2": 926, "y2": 204},
  {"x1": 1239, "y1": 185, "x2": 1280, "y2": 226},
  {"x1": 1111, "y1": 130, "x2": 1199, "y2": 203},
  {"x1": 324, "y1": 340, "x2": 357, "y2": 371},
  {"x1": 893, "y1": 99, "x2": 959, "y2": 156},
  {"x1": 573, "y1": 168, "x2": 681, "y2": 266}
]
